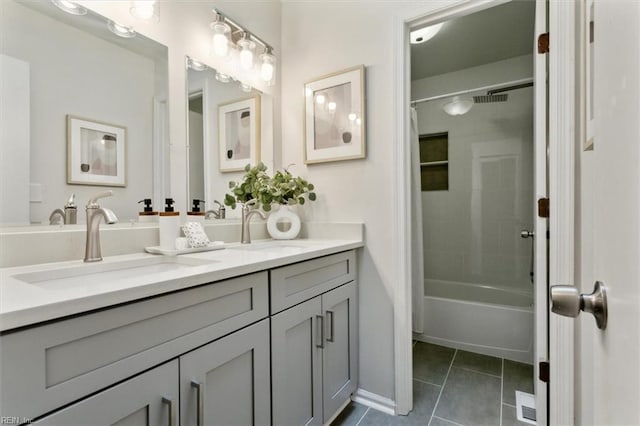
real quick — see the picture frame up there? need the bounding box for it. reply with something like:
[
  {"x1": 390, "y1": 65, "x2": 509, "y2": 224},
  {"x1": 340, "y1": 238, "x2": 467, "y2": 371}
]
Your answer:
[
  {"x1": 67, "y1": 115, "x2": 126, "y2": 187},
  {"x1": 304, "y1": 65, "x2": 366, "y2": 164},
  {"x1": 218, "y1": 95, "x2": 261, "y2": 172}
]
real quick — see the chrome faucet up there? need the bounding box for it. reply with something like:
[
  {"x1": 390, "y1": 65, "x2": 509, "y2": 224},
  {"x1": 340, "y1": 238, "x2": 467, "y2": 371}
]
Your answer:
[
  {"x1": 49, "y1": 194, "x2": 78, "y2": 225},
  {"x1": 49, "y1": 209, "x2": 65, "y2": 225},
  {"x1": 205, "y1": 200, "x2": 226, "y2": 219},
  {"x1": 84, "y1": 190, "x2": 118, "y2": 262},
  {"x1": 241, "y1": 199, "x2": 266, "y2": 244}
]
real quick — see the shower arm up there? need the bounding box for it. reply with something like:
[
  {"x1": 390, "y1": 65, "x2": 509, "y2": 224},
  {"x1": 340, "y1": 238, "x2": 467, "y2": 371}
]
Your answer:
[{"x1": 410, "y1": 77, "x2": 534, "y2": 106}]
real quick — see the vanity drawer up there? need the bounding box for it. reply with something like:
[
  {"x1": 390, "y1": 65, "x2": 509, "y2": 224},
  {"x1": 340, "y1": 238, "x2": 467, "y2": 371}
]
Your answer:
[
  {"x1": 0, "y1": 271, "x2": 268, "y2": 421},
  {"x1": 270, "y1": 250, "x2": 356, "y2": 314}
]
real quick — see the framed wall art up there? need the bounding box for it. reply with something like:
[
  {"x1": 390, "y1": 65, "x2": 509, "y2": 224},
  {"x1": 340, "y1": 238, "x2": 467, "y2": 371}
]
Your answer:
[
  {"x1": 304, "y1": 65, "x2": 366, "y2": 164},
  {"x1": 218, "y1": 95, "x2": 261, "y2": 172},
  {"x1": 67, "y1": 115, "x2": 126, "y2": 187}
]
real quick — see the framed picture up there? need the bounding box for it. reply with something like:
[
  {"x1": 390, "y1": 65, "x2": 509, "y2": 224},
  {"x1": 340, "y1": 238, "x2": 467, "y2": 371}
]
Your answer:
[
  {"x1": 304, "y1": 65, "x2": 366, "y2": 164},
  {"x1": 67, "y1": 115, "x2": 126, "y2": 187},
  {"x1": 218, "y1": 95, "x2": 261, "y2": 172}
]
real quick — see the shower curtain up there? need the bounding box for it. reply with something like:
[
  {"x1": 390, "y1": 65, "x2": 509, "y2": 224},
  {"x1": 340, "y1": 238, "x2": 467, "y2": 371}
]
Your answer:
[{"x1": 410, "y1": 107, "x2": 425, "y2": 333}]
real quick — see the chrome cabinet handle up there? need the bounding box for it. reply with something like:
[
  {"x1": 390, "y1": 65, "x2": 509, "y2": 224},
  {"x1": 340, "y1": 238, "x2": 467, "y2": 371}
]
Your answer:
[
  {"x1": 326, "y1": 310, "x2": 335, "y2": 342},
  {"x1": 316, "y1": 315, "x2": 325, "y2": 348},
  {"x1": 550, "y1": 281, "x2": 608, "y2": 329},
  {"x1": 162, "y1": 397, "x2": 175, "y2": 426},
  {"x1": 191, "y1": 380, "x2": 204, "y2": 426}
]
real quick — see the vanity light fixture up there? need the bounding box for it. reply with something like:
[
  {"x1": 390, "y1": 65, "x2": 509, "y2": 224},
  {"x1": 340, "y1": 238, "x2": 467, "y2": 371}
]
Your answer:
[
  {"x1": 130, "y1": 0, "x2": 159, "y2": 22},
  {"x1": 442, "y1": 96, "x2": 474, "y2": 116},
  {"x1": 51, "y1": 0, "x2": 87, "y2": 16},
  {"x1": 210, "y1": 12, "x2": 232, "y2": 58},
  {"x1": 210, "y1": 9, "x2": 276, "y2": 85},
  {"x1": 410, "y1": 22, "x2": 444, "y2": 44},
  {"x1": 107, "y1": 20, "x2": 136, "y2": 38},
  {"x1": 237, "y1": 32, "x2": 256, "y2": 70},
  {"x1": 260, "y1": 47, "x2": 276, "y2": 86}
]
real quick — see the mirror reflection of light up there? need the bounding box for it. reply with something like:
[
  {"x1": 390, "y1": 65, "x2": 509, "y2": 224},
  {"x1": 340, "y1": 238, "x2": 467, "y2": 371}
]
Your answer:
[
  {"x1": 316, "y1": 94, "x2": 326, "y2": 105},
  {"x1": 348, "y1": 113, "x2": 357, "y2": 121},
  {"x1": 328, "y1": 102, "x2": 337, "y2": 111},
  {"x1": 305, "y1": 87, "x2": 313, "y2": 97},
  {"x1": 356, "y1": 118, "x2": 362, "y2": 126},
  {"x1": 51, "y1": 0, "x2": 87, "y2": 16},
  {"x1": 107, "y1": 21, "x2": 136, "y2": 38},
  {"x1": 410, "y1": 23, "x2": 444, "y2": 44},
  {"x1": 130, "y1": 0, "x2": 156, "y2": 20}
]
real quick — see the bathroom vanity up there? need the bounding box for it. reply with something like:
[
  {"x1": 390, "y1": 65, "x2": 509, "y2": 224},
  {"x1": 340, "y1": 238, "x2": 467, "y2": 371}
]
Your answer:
[{"x1": 0, "y1": 239, "x2": 361, "y2": 425}]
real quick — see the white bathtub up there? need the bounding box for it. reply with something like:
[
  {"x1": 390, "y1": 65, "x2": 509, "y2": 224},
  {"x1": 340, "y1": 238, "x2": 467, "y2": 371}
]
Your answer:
[{"x1": 415, "y1": 279, "x2": 534, "y2": 364}]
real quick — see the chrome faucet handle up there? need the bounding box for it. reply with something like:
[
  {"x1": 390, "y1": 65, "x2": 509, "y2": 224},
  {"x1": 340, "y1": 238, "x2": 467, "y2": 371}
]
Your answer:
[
  {"x1": 87, "y1": 190, "x2": 114, "y2": 207},
  {"x1": 242, "y1": 199, "x2": 258, "y2": 209},
  {"x1": 214, "y1": 200, "x2": 223, "y2": 207}
]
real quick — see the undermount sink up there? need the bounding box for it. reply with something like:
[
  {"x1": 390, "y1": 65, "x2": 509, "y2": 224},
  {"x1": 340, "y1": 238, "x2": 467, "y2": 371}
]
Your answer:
[
  {"x1": 227, "y1": 240, "x2": 312, "y2": 253},
  {"x1": 12, "y1": 256, "x2": 212, "y2": 290}
]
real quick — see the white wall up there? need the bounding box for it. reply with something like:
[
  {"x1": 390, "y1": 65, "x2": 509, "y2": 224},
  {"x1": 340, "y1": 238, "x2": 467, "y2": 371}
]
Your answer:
[
  {"x1": 280, "y1": 0, "x2": 422, "y2": 401},
  {"x1": 413, "y1": 55, "x2": 534, "y2": 293},
  {"x1": 2, "y1": 1, "x2": 160, "y2": 223}
]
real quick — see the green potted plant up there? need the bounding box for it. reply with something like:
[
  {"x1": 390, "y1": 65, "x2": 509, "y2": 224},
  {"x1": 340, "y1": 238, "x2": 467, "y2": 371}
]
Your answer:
[
  {"x1": 223, "y1": 162, "x2": 271, "y2": 210},
  {"x1": 224, "y1": 163, "x2": 317, "y2": 240}
]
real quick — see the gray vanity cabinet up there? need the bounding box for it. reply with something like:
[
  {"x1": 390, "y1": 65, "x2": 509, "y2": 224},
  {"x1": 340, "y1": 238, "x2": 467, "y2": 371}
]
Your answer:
[
  {"x1": 270, "y1": 251, "x2": 358, "y2": 426},
  {"x1": 32, "y1": 360, "x2": 178, "y2": 426},
  {"x1": 179, "y1": 319, "x2": 271, "y2": 426}
]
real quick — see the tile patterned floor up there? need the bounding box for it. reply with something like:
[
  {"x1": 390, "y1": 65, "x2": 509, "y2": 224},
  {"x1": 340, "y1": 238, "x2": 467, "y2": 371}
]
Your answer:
[{"x1": 332, "y1": 342, "x2": 534, "y2": 426}]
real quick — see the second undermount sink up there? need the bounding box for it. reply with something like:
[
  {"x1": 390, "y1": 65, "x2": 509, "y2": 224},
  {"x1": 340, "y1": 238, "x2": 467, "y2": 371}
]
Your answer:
[{"x1": 12, "y1": 256, "x2": 212, "y2": 290}]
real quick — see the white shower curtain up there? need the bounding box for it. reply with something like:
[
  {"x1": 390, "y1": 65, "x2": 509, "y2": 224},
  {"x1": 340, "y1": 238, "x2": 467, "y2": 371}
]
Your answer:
[{"x1": 410, "y1": 107, "x2": 425, "y2": 333}]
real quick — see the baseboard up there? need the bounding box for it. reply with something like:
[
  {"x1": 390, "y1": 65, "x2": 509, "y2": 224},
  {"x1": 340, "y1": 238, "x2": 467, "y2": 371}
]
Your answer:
[
  {"x1": 352, "y1": 388, "x2": 396, "y2": 416},
  {"x1": 323, "y1": 398, "x2": 352, "y2": 426}
]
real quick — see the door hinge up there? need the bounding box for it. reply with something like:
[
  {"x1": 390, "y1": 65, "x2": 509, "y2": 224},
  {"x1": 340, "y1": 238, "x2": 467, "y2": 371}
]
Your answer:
[
  {"x1": 538, "y1": 33, "x2": 549, "y2": 54},
  {"x1": 539, "y1": 361, "x2": 550, "y2": 383},
  {"x1": 538, "y1": 198, "x2": 549, "y2": 218}
]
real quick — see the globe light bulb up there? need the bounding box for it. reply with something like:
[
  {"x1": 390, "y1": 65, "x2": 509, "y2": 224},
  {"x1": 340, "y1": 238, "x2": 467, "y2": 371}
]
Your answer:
[
  {"x1": 130, "y1": 0, "x2": 156, "y2": 21},
  {"x1": 210, "y1": 14, "x2": 231, "y2": 58}
]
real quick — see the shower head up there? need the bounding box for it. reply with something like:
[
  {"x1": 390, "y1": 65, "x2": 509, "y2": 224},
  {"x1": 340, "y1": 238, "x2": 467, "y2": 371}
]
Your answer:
[{"x1": 473, "y1": 94, "x2": 508, "y2": 103}]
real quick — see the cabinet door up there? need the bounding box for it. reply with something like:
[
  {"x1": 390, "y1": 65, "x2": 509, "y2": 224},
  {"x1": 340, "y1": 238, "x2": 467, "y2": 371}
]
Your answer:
[
  {"x1": 33, "y1": 360, "x2": 178, "y2": 426},
  {"x1": 180, "y1": 319, "x2": 270, "y2": 426},
  {"x1": 271, "y1": 297, "x2": 323, "y2": 426},
  {"x1": 322, "y1": 281, "x2": 358, "y2": 421}
]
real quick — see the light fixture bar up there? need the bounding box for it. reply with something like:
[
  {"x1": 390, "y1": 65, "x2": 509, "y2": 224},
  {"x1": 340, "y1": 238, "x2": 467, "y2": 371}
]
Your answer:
[{"x1": 213, "y1": 8, "x2": 273, "y2": 52}]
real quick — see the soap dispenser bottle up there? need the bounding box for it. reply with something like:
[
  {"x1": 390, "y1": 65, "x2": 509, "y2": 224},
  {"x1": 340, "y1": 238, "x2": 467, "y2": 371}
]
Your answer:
[
  {"x1": 138, "y1": 198, "x2": 159, "y2": 223},
  {"x1": 187, "y1": 199, "x2": 206, "y2": 223},
  {"x1": 158, "y1": 198, "x2": 180, "y2": 250},
  {"x1": 64, "y1": 193, "x2": 77, "y2": 224}
]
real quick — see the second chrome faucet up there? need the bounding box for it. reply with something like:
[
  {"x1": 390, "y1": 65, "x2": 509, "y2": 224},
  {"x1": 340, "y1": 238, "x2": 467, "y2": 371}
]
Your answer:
[
  {"x1": 84, "y1": 190, "x2": 118, "y2": 262},
  {"x1": 241, "y1": 199, "x2": 266, "y2": 244}
]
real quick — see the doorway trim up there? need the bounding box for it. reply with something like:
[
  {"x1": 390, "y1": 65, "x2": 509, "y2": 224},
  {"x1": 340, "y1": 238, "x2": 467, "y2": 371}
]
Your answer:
[{"x1": 391, "y1": 1, "x2": 575, "y2": 423}]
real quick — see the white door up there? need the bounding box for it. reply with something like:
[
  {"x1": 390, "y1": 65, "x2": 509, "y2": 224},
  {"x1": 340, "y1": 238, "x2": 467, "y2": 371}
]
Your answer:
[
  {"x1": 532, "y1": 0, "x2": 548, "y2": 424},
  {"x1": 574, "y1": 1, "x2": 640, "y2": 424}
]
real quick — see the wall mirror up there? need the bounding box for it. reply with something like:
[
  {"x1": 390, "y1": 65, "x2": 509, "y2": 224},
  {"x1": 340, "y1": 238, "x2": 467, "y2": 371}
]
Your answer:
[
  {"x1": 0, "y1": 0, "x2": 169, "y2": 226},
  {"x1": 186, "y1": 57, "x2": 271, "y2": 218}
]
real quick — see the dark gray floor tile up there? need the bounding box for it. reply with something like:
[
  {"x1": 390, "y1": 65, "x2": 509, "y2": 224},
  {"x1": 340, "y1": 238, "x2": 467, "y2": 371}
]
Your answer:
[
  {"x1": 452, "y1": 350, "x2": 502, "y2": 376},
  {"x1": 413, "y1": 342, "x2": 455, "y2": 385},
  {"x1": 331, "y1": 401, "x2": 368, "y2": 426},
  {"x1": 502, "y1": 360, "x2": 534, "y2": 406},
  {"x1": 502, "y1": 404, "x2": 532, "y2": 426},
  {"x1": 359, "y1": 381, "x2": 440, "y2": 426},
  {"x1": 429, "y1": 417, "x2": 461, "y2": 426},
  {"x1": 434, "y1": 367, "x2": 501, "y2": 426}
]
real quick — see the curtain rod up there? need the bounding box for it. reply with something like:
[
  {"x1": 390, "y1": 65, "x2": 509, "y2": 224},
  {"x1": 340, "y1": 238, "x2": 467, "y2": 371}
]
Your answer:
[{"x1": 410, "y1": 77, "x2": 534, "y2": 106}]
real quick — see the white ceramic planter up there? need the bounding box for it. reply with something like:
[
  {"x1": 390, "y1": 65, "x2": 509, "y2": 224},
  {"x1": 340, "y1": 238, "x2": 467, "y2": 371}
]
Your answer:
[{"x1": 267, "y1": 205, "x2": 301, "y2": 240}]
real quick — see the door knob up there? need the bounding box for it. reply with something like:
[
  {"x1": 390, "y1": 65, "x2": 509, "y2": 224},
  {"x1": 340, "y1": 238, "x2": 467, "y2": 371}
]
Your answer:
[
  {"x1": 550, "y1": 281, "x2": 607, "y2": 329},
  {"x1": 520, "y1": 229, "x2": 534, "y2": 239}
]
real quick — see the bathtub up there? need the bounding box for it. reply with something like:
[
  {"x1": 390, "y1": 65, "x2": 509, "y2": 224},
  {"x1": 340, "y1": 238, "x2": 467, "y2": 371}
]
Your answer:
[{"x1": 415, "y1": 279, "x2": 534, "y2": 364}]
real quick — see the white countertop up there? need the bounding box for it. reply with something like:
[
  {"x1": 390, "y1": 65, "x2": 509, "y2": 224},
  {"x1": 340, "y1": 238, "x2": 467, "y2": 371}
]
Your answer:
[{"x1": 0, "y1": 238, "x2": 363, "y2": 332}]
